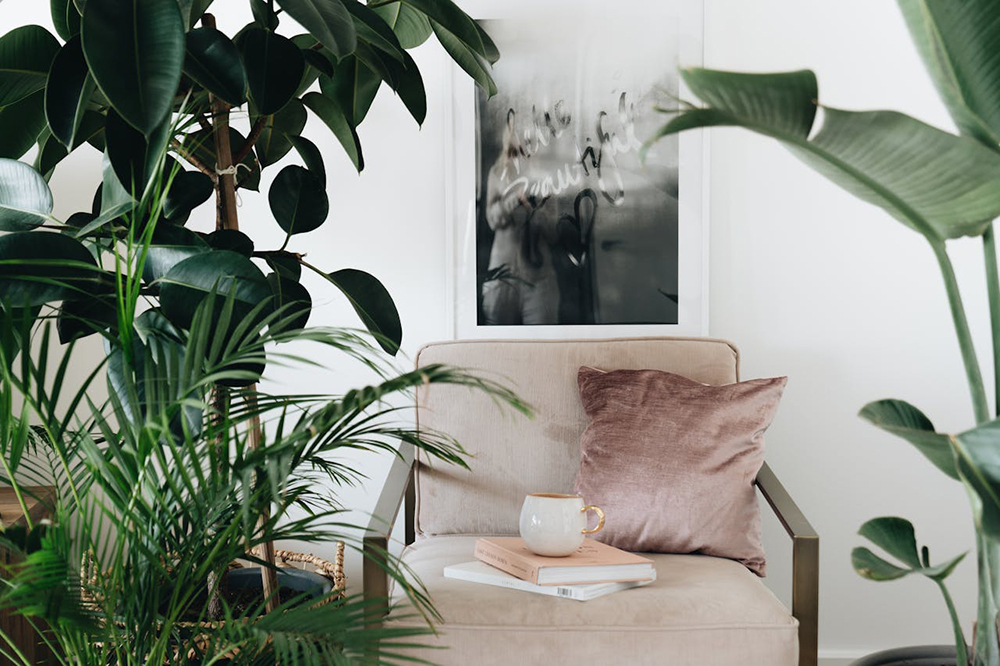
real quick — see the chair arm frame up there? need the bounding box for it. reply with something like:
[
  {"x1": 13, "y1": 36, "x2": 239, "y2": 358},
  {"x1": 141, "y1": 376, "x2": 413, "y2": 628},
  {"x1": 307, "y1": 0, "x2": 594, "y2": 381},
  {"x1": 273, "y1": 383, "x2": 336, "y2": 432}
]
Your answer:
[
  {"x1": 756, "y1": 462, "x2": 819, "y2": 666},
  {"x1": 363, "y1": 454, "x2": 819, "y2": 666},
  {"x1": 362, "y1": 444, "x2": 416, "y2": 627}
]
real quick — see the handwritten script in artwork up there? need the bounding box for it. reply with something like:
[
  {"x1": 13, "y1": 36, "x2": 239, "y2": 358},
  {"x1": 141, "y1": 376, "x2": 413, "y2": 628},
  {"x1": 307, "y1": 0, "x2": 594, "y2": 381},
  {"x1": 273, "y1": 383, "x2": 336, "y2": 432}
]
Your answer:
[{"x1": 502, "y1": 92, "x2": 643, "y2": 206}]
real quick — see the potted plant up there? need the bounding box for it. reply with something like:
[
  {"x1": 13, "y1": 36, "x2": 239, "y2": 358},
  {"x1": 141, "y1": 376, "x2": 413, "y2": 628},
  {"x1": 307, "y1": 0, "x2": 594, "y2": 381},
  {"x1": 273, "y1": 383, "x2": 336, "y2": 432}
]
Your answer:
[
  {"x1": 643, "y1": 1, "x2": 1000, "y2": 664},
  {"x1": 0, "y1": 0, "x2": 527, "y2": 661}
]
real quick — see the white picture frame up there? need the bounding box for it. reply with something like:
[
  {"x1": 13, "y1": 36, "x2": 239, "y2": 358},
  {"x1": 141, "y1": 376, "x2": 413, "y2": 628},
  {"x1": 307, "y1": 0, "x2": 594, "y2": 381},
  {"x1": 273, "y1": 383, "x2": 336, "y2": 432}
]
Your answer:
[{"x1": 445, "y1": 0, "x2": 707, "y2": 339}]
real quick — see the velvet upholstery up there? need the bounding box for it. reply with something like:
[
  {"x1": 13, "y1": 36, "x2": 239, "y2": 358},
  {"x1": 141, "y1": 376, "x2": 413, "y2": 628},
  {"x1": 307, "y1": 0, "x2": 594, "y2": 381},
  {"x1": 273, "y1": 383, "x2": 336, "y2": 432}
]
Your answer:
[{"x1": 574, "y1": 367, "x2": 787, "y2": 575}]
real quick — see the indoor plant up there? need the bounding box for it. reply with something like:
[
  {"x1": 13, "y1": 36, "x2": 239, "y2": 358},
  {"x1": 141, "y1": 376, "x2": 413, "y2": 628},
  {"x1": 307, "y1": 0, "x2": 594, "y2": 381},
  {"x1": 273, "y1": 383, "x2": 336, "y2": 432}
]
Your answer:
[
  {"x1": 643, "y1": 1, "x2": 1000, "y2": 664},
  {"x1": 0, "y1": 0, "x2": 524, "y2": 662}
]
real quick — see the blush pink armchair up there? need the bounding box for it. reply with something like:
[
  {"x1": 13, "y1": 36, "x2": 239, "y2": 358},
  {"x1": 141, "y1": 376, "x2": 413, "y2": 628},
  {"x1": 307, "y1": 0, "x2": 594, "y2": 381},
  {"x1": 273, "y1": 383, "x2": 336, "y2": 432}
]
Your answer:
[{"x1": 364, "y1": 337, "x2": 818, "y2": 665}]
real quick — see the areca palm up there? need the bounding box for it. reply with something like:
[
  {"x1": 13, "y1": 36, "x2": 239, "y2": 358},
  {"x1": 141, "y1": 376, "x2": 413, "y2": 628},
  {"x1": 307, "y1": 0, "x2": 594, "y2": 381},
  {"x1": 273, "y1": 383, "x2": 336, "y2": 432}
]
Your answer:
[{"x1": 0, "y1": 155, "x2": 528, "y2": 664}]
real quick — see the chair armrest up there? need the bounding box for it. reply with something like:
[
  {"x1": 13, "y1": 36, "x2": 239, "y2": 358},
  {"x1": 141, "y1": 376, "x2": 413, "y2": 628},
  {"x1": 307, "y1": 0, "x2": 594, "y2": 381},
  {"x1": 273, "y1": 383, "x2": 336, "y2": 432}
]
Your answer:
[
  {"x1": 756, "y1": 462, "x2": 819, "y2": 666},
  {"x1": 363, "y1": 443, "x2": 415, "y2": 627}
]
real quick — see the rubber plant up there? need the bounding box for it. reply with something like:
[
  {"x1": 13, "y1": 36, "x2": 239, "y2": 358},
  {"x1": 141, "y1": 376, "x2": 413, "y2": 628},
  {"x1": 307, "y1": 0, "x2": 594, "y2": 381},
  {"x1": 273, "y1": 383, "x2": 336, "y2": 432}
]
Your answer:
[
  {"x1": 0, "y1": 0, "x2": 511, "y2": 661},
  {"x1": 643, "y1": 1, "x2": 1000, "y2": 663}
]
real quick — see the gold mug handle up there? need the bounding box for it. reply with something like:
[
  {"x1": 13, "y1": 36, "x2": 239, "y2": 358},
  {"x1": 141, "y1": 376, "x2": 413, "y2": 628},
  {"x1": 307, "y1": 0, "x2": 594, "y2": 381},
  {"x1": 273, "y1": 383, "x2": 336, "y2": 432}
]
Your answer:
[{"x1": 580, "y1": 505, "x2": 605, "y2": 534}]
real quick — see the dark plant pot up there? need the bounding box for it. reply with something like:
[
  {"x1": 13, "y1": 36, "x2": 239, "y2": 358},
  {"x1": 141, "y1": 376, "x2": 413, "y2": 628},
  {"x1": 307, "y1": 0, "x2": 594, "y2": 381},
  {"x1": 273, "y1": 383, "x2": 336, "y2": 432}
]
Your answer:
[
  {"x1": 852, "y1": 645, "x2": 960, "y2": 666},
  {"x1": 221, "y1": 567, "x2": 333, "y2": 613},
  {"x1": 225, "y1": 567, "x2": 333, "y2": 597}
]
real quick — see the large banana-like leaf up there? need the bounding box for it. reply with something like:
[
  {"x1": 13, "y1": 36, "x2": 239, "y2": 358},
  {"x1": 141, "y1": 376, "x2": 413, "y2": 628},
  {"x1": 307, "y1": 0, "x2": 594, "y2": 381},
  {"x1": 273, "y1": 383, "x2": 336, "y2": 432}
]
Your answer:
[
  {"x1": 953, "y1": 420, "x2": 1000, "y2": 540},
  {"x1": 859, "y1": 399, "x2": 959, "y2": 479},
  {"x1": 648, "y1": 68, "x2": 1000, "y2": 242},
  {"x1": 898, "y1": 0, "x2": 1000, "y2": 148}
]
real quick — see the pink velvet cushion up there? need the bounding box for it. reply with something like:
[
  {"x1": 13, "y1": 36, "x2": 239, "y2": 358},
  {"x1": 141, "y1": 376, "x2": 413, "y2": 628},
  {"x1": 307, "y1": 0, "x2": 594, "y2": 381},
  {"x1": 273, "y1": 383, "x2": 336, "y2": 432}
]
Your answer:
[{"x1": 573, "y1": 367, "x2": 787, "y2": 576}]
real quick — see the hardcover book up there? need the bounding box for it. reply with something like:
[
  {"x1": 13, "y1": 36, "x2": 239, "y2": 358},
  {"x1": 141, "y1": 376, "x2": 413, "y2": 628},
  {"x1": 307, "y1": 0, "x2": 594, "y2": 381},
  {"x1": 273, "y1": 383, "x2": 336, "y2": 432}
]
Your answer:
[
  {"x1": 474, "y1": 537, "x2": 655, "y2": 585},
  {"x1": 444, "y1": 561, "x2": 655, "y2": 601}
]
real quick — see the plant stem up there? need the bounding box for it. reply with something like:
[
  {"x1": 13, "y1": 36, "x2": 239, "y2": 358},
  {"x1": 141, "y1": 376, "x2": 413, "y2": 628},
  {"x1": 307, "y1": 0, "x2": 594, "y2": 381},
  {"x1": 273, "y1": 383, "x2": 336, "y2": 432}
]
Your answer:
[
  {"x1": 932, "y1": 241, "x2": 990, "y2": 424},
  {"x1": 200, "y1": 19, "x2": 280, "y2": 612},
  {"x1": 974, "y1": 534, "x2": 1000, "y2": 664},
  {"x1": 936, "y1": 578, "x2": 970, "y2": 665},
  {"x1": 233, "y1": 117, "x2": 269, "y2": 164},
  {"x1": 984, "y1": 223, "x2": 1000, "y2": 418}
]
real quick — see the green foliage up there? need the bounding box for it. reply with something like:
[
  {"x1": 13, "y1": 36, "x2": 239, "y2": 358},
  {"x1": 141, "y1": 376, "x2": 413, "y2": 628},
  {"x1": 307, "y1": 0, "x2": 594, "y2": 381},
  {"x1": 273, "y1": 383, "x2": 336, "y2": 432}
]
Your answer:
[
  {"x1": 0, "y1": 3, "x2": 507, "y2": 660},
  {"x1": 644, "y1": 1, "x2": 1000, "y2": 662}
]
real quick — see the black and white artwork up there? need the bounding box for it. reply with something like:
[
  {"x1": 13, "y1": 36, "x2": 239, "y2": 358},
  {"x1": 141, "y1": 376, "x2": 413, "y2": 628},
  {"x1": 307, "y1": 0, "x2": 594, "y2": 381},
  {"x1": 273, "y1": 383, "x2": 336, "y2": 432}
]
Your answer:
[{"x1": 474, "y1": 17, "x2": 681, "y2": 327}]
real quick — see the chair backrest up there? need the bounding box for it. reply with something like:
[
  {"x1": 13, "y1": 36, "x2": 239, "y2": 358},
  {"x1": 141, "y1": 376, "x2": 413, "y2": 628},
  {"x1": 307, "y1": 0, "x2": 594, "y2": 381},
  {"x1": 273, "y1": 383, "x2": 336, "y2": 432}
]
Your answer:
[{"x1": 413, "y1": 337, "x2": 740, "y2": 537}]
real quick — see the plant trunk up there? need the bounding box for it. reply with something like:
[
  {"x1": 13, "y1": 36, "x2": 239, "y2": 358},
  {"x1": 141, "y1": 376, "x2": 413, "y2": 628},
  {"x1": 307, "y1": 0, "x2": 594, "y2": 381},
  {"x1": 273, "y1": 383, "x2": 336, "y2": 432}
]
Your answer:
[{"x1": 202, "y1": 12, "x2": 280, "y2": 617}]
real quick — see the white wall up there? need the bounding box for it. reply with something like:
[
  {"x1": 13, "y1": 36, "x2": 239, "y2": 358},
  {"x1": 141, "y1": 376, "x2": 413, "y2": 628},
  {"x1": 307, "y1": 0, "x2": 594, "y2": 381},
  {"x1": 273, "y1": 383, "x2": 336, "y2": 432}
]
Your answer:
[{"x1": 1, "y1": 0, "x2": 987, "y2": 659}]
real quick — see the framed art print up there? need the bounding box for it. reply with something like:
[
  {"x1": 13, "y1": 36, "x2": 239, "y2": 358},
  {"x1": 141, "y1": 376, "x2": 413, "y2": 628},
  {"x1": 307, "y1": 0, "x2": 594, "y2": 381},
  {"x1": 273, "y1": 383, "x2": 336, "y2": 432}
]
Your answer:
[{"x1": 446, "y1": 0, "x2": 707, "y2": 339}]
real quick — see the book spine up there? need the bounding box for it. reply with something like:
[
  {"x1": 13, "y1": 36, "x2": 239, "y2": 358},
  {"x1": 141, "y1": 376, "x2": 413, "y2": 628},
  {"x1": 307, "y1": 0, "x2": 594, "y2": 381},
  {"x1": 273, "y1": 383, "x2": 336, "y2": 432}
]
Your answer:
[{"x1": 474, "y1": 541, "x2": 539, "y2": 584}]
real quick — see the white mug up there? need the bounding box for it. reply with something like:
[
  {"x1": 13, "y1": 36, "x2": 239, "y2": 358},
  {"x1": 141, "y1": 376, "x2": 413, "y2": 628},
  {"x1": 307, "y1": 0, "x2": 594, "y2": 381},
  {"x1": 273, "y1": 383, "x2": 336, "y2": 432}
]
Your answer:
[{"x1": 518, "y1": 493, "x2": 605, "y2": 557}]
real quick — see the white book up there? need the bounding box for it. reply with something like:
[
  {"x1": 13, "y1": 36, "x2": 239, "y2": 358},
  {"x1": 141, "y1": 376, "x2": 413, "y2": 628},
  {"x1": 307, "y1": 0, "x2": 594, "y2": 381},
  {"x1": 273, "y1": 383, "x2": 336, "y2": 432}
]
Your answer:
[{"x1": 443, "y1": 561, "x2": 655, "y2": 602}]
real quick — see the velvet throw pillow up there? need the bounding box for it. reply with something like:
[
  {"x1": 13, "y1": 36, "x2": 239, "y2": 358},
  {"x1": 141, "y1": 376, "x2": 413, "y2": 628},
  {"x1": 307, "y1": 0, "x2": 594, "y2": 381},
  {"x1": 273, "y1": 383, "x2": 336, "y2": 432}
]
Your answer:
[{"x1": 573, "y1": 367, "x2": 787, "y2": 576}]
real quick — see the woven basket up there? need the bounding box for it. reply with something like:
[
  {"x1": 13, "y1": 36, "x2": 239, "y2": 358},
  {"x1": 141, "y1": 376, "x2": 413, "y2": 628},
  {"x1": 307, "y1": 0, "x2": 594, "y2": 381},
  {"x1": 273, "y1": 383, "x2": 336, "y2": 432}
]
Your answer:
[
  {"x1": 81, "y1": 542, "x2": 346, "y2": 614},
  {"x1": 235, "y1": 543, "x2": 347, "y2": 605}
]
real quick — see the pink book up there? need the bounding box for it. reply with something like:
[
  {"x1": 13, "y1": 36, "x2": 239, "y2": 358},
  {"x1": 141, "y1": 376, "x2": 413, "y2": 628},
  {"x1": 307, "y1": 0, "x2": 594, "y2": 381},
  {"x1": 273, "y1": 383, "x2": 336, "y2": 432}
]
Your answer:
[{"x1": 474, "y1": 537, "x2": 655, "y2": 586}]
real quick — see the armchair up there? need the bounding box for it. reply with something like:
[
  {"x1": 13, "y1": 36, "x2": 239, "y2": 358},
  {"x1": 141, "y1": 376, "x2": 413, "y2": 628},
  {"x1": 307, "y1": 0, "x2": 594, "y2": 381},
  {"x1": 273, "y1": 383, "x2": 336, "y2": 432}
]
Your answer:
[{"x1": 365, "y1": 338, "x2": 818, "y2": 665}]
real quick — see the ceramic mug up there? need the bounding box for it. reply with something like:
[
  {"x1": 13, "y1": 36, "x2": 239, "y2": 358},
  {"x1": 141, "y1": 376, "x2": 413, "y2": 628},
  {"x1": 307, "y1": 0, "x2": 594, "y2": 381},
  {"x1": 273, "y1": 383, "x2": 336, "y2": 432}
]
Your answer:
[{"x1": 518, "y1": 493, "x2": 605, "y2": 557}]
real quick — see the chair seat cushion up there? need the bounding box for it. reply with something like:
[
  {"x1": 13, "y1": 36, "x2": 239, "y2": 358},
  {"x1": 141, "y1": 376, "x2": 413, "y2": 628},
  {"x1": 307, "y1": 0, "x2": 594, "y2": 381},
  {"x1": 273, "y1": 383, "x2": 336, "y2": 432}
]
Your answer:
[{"x1": 388, "y1": 536, "x2": 799, "y2": 665}]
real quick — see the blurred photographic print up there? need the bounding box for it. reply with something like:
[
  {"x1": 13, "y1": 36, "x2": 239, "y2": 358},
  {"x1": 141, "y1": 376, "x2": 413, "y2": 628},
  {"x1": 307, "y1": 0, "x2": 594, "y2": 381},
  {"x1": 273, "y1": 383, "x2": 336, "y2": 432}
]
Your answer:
[{"x1": 475, "y1": 17, "x2": 682, "y2": 326}]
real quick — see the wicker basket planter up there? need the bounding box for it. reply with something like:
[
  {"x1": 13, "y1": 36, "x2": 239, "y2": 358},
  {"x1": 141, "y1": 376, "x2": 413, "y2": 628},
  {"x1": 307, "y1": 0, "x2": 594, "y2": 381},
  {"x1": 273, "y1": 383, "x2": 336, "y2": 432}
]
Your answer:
[{"x1": 82, "y1": 542, "x2": 346, "y2": 641}]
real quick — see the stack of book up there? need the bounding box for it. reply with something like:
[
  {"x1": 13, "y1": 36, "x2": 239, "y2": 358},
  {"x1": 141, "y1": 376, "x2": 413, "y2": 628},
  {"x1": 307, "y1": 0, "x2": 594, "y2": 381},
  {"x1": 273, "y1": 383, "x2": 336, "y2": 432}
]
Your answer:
[{"x1": 444, "y1": 537, "x2": 656, "y2": 602}]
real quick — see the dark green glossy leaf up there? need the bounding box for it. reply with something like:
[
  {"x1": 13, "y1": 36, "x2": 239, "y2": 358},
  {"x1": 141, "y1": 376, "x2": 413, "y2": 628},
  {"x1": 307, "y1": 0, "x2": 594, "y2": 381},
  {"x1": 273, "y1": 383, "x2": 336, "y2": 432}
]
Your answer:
[
  {"x1": 105, "y1": 109, "x2": 170, "y2": 193},
  {"x1": 432, "y1": 19, "x2": 496, "y2": 97},
  {"x1": 326, "y1": 56, "x2": 381, "y2": 125},
  {"x1": 302, "y1": 91, "x2": 363, "y2": 171},
  {"x1": 403, "y1": 0, "x2": 486, "y2": 57},
  {"x1": 163, "y1": 170, "x2": 214, "y2": 220},
  {"x1": 373, "y1": 2, "x2": 432, "y2": 49},
  {"x1": 239, "y1": 28, "x2": 305, "y2": 116},
  {"x1": 75, "y1": 151, "x2": 135, "y2": 236},
  {"x1": 57, "y1": 294, "x2": 116, "y2": 343},
  {"x1": 0, "y1": 231, "x2": 99, "y2": 306},
  {"x1": 267, "y1": 273, "x2": 311, "y2": 331},
  {"x1": 159, "y1": 250, "x2": 272, "y2": 330},
  {"x1": 382, "y1": 50, "x2": 426, "y2": 126},
  {"x1": 185, "y1": 27, "x2": 247, "y2": 106},
  {"x1": 268, "y1": 165, "x2": 329, "y2": 235},
  {"x1": 343, "y1": 0, "x2": 405, "y2": 62},
  {"x1": 859, "y1": 399, "x2": 958, "y2": 479},
  {"x1": 651, "y1": 68, "x2": 1000, "y2": 241},
  {"x1": 35, "y1": 131, "x2": 69, "y2": 180},
  {"x1": 288, "y1": 135, "x2": 325, "y2": 182},
  {"x1": 45, "y1": 35, "x2": 96, "y2": 149},
  {"x1": 276, "y1": 0, "x2": 356, "y2": 58},
  {"x1": 302, "y1": 49, "x2": 334, "y2": 79},
  {"x1": 51, "y1": 0, "x2": 82, "y2": 42},
  {"x1": 250, "y1": 0, "x2": 280, "y2": 30},
  {"x1": 189, "y1": 0, "x2": 215, "y2": 26},
  {"x1": 81, "y1": 0, "x2": 185, "y2": 135},
  {"x1": 207, "y1": 229, "x2": 254, "y2": 257},
  {"x1": 0, "y1": 90, "x2": 48, "y2": 160},
  {"x1": 263, "y1": 250, "x2": 301, "y2": 281},
  {"x1": 0, "y1": 25, "x2": 60, "y2": 107},
  {"x1": 322, "y1": 267, "x2": 401, "y2": 354},
  {"x1": 142, "y1": 224, "x2": 209, "y2": 284},
  {"x1": 0, "y1": 158, "x2": 53, "y2": 231},
  {"x1": 255, "y1": 99, "x2": 307, "y2": 168}
]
